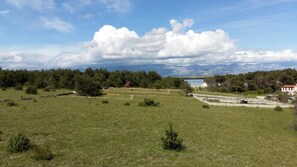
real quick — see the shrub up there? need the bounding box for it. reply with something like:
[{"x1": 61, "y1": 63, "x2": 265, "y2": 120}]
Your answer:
[
  {"x1": 124, "y1": 102, "x2": 130, "y2": 106},
  {"x1": 26, "y1": 85, "x2": 38, "y2": 94},
  {"x1": 6, "y1": 100, "x2": 18, "y2": 106},
  {"x1": 14, "y1": 84, "x2": 23, "y2": 90},
  {"x1": 274, "y1": 106, "x2": 283, "y2": 112},
  {"x1": 2, "y1": 87, "x2": 6, "y2": 91},
  {"x1": 0, "y1": 130, "x2": 3, "y2": 141},
  {"x1": 31, "y1": 145, "x2": 54, "y2": 161},
  {"x1": 180, "y1": 82, "x2": 193, "y2": 96},
  {"x1": 102, "y1": 100, "x2": 109, "y2": 104},
  {"x1": 138, "y1": 98, "x2": 159, "y2": 106},
  {"x1": 278, "y1": 93, "x2": 289, "y2": 103},
  {"x1": 161, "y1": 123, "x2": 185, "y2": 151},
  {"x1": 202, "y1": 104, "x2": 210, "y2": 109},
  {"x1": 43, "y1": 86, "x2": 51, "y2": 92},
  {"x1": 7, "y1": 133, "x2": 31, "y2": 153}
]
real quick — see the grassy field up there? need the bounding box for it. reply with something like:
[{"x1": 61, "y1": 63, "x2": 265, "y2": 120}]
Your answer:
[{"x1": 0, "y1": 88, "x2": 296, "y2": 166}]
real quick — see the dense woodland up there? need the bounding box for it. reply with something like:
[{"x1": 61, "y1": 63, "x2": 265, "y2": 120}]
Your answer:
[
  {"x1": 205, "y1": 68, "x2": 297, "y2": 93},
  {"x1": 0, "y1": 68, "x2": 191, "y2": 95}
]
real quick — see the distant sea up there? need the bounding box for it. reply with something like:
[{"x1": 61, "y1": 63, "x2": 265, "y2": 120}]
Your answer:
[{"x1": 185, "y1": 79, "x2": 205, "y2": 87}]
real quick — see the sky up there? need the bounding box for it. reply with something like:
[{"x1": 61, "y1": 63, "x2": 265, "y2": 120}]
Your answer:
[{"x1": 0, "y1": 0, "x2": 297, "y2": 70}]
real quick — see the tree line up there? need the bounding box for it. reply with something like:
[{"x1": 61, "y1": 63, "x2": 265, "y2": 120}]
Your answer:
[
  {"x1": 0, "y1": 68, "x2": 191, "y2": 95},
  {"x1": 205, "y1": 68, "x2": 297, "y2": 93}
]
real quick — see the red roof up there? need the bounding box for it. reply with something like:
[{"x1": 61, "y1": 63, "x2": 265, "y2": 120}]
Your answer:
[{"x1": 282, "y1": 85, "x2": 297, "y2": 88}]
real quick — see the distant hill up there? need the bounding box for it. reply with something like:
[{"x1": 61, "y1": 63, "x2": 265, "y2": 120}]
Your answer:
[{"x1": 79, "y1": 62, "x2": 297, "y2": 76}]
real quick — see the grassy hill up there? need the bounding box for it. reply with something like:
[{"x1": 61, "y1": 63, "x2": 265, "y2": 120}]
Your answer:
[{"x1": 0, "y1": 88, "x2": 296, "y2": 166}]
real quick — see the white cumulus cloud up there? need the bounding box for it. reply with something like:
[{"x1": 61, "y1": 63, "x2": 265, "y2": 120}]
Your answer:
[
  {"x1": 86, "y1": 18, "x2": 236, "y2": 64},
  {"x1": 170, "y1": 18, "x2": 194, "y2": 33}
]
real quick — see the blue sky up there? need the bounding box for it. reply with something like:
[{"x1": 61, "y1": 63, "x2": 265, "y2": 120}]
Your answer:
[{"x1": 0, "y1": 0, "x2": 297, "y2": 69}]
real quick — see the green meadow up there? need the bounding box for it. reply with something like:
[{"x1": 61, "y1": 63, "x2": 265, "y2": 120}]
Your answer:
[{"x1": 0, "y1": 88, "x2": 296, "y2": 166}]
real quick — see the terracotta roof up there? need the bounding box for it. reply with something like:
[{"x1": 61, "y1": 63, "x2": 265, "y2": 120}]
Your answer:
[{"x1": 282, "y1": 85, "x2": 297, "y2": 88}]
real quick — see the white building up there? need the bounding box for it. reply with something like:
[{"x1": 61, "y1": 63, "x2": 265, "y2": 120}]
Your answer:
[
  {"x1": 200, "y1": 82, "x2": 208, "y2": 88},
  {"x1": 281, "y1": 84, "x2": 297, "y2": 95}
]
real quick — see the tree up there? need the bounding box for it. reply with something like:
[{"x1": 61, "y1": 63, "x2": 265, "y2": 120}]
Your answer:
[
  {"x1": 180, "y1": 82, "x2": 193, "y2": 95},
  {"x1": 75, "y1": 76, "x2": 102, "y2": 96},
  {"x1": 161, "y1": 123, "x2": 185, "y2": 151}
]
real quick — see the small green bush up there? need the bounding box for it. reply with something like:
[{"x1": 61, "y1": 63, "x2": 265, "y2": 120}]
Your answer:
[
  {"x1": 26, "y1": 85, "x2": 38, "y2": 94},
  {"x1": 14, "y1": 84, "x2": 23, "y2": 90},
  {"x1": 274, "y1": 106, "x2": 283, "y2": 112},
  {"x1": 102, "y1": 100, "x2": 109, "y2": 104},
  {"x1": 124, "y1": 102, "x2": 130, "y2": 106},
  {"x1": 6, "y1": 100, "x2": 18, "y2": 106},
  {"x1": 31, "y1": 145, "x2": 54, "y2": 161},
  {"x1": 161, "y1": 123, "x2": 185, "y2": 151},
  {"x1": 138, "y1": 98, "x2": 159, "y2": 106},
  {"x1": 202, "y1": 104, "x2": 210, "y2": 109},
  {"x1": 7, "y1": 133, "x2": 31, "y2": 153}
]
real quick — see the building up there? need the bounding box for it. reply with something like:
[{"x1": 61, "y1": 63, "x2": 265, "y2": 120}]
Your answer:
[
  {"x1": 281, "y1": 84, "x2": 297, "y2": 95},
  {"x1": 200, "y1": 82, "x2": 208, "y2": 88}
]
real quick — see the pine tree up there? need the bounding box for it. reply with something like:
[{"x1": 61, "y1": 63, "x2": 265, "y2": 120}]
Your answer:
[{"x1": 161, "y1": 123, "x2": 185, "y2": 151}]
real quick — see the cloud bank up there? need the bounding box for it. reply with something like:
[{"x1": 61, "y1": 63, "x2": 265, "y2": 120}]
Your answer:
[{"x1": 0, "y1": 18, "x2": 296, "y2": 70}]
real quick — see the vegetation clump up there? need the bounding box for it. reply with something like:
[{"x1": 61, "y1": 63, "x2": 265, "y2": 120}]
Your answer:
[
  {"x1": 277, "y1": 93, "x2": 289, "y2": 103},
  {"x1": 6, "y1": 100, "x2": 18, "y2": 106},
  {"x1": 31, "y1": 145, "x2": 54, "y2": 161},
  {"x1": 124, "y1": 102, "x2": 130, "y2": 106},
  {"x1": 7, "y1": 133, "x2": 31, "y2": 153},
  {"x1": 0, "y1": 130, "x2": 3, "y2": 141},
  {"x1": 161, "y1": 123, "x2": 185, "y2": 151},
  {"x1": 0, "y1": 68, "x2": 191, "y2": 91},
  {"x1": 202, "y1": 104, "x2": 210, "y2": 109},
  {"x1": 180, "y1": 82, "x2": 193, "y2": 96},
  {"x1": 14, "y1": 84, "x2": 23, "y2": 90},
  {"x1": 43, "y1": 86, "x2": 53, "y2": 92},
  {"x1": 138, "y1": 98, "x2": 159, "y2": 106},
  {"x1": 26, "y1": 85, "x2": 38, "y2": 94},
  {"x1": 292, "y1": 101, "x2": 297, "y2": 131},
  {"x1": 102, "y1": 99, "x2": 109, "y2": 104},
  {"x1": 205, "y1": 68, "x2": 297, "y2": 93},
  {"x1": 274, "y1": 106, "x2": 283, "y2": 112},
  {"x1": 75, "y1": 76, "x2": 102, "y2": 96}
]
